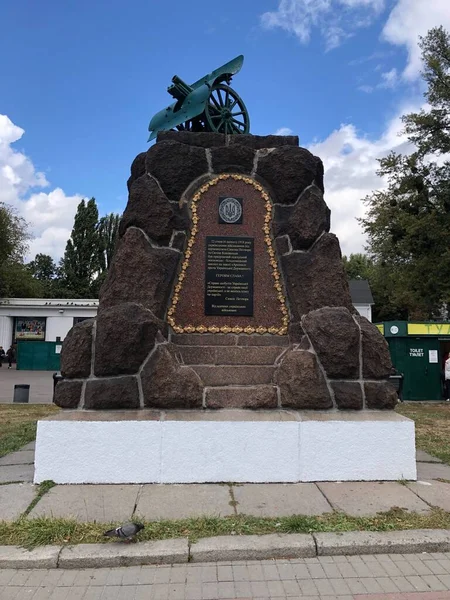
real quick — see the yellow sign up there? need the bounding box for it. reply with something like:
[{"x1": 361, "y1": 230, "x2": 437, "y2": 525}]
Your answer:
[
  {"x1": 407, "y1": 323, "x2": 450, "y2": 336},
  {"x1": 375, "y1": 324, "x2": 384, "y2": 334}
]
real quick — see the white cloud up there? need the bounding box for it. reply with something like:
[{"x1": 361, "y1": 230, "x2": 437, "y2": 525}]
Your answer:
[
  {"x1": 382, "y1": 0, "x2": 450, "y2": 80},
  {"x1": 261, "y1": 0, "x2": 385, "y2": 50},
  {"x1": 0, "y1": 114, "x2": 83, "y2": 261},
  {"x1": 379, "y1": 67, "x2": 398, "y2": 88},
  {"x1": 274, "y1": 127, "x2": 294, "y2": 135},
  {"x1": 308, "y1": 107, "x2": 416, "y2": 256}
]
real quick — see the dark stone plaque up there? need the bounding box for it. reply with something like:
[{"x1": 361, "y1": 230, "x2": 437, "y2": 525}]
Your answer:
[{"x1": 205, "y1": 236, "x2": 254, "y2": 316}]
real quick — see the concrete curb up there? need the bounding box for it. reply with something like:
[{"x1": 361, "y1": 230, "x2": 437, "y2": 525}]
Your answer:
[
  {"x1": 190, "y1": 534, "x2": 315, "y2": 562},
  {"x1": 2, "y1": 529, "x2": 450, "y2": 569},
  {"x1": 58, "y1": 539, "x2": 189, "y2": 569}
]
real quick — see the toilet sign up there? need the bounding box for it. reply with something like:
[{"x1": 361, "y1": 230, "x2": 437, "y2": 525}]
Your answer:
[{"x1": 409, "y1": 347, "x2": 424, "y2": 357}]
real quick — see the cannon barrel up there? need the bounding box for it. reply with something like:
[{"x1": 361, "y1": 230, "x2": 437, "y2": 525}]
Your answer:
[{"x1": 168, "y1": 75, "x2": 193, "y2": 101}]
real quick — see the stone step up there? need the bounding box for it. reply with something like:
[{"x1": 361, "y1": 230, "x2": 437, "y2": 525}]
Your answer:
[
  {"x1": 192, "y1": 365, "x2": 276, "y2": 386},
  {"x1": 178, "y1": 345, "x2": 285, "y2": 366},
  {"x1": 171, "y1": 333, "x2": 290, "y2": 347},
  {"x1": 205, "y1": 385, "x2": 279, "y2": 409}
]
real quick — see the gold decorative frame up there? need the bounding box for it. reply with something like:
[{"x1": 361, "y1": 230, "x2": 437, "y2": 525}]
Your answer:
[{"x1": 167, "y1": 174, "x2": 289, "y2": 335}]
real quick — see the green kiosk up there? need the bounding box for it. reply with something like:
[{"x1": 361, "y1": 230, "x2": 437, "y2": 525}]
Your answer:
[{"x1": 377, "y1": 321, "x2": 450, "y2": 401}]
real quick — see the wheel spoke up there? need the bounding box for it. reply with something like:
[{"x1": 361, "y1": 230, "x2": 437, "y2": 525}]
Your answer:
[
  {"x1": 229, "y1": 98, "x2": 238, "y2": 111},
  {"x1": 231, "y1": 111, "x2": 244, "y2": 117},
  {"x1": 210, "y1": 115, "x2": 222, "y2": 120},
  {"x1": 231, "y1": 117, "x2": 244, "y2": 126},
  {"x1": 225, "y1": 87, "x2": 230, "y2": 108},
  {"x1": 211, "y1": 95, "x2": 221, "y2": 110},
  {"x1": 217, "y1": 90, "x2": 224, "y2": 107}
]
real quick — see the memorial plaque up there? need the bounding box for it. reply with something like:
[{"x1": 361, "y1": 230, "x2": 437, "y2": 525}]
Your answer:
[{"x1": 205, "y1": 236, "x2": 254, "y2": 316}]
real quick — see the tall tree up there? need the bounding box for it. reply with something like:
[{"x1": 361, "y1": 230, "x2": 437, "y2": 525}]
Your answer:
[
  {"x1": 61, "y1": 198, "x2": 100, "y2": 297},
  {"x1": 0, "y1": 203, "x2": 41, "y2": 298},
  {"x1": 360, "y1": 26, "x2": 450, "y2": 320},
  {"x1": 97, "y1": 213, "x2": 120, "y2": 273},
  {"x1": 27, "y1": 254, "x2": 57, "y2": 281},
  {"x1": 342, "y1": 253, "x2": 374, "y2": 281}
]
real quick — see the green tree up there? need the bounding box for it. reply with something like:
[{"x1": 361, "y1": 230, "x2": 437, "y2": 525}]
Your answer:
[
  {"x1": 61, "y1": 198, "x2": 100, "y2": 297},
  {"x1": 97, "y1": 213, "x2": 120, "y2": 273},
  {"x1": 342, "y1": 253, "x2": 374, "y2": 281},
  {"x1": 360, "y1": 26, "x2": 450, "y2": 320},
  {"x1": 0, "y1": 203, "x2": 41, "y2": 298},
  {"x1": 27, "y1": 254, "x2": 57, "y2": 281}
]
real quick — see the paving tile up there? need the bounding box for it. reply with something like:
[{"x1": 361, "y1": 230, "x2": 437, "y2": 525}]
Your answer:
[
  {"x1": 317, "y1": 481, "x2": 430, "y2": 516},
  {"x1": 417, "y1": 450, "x2": 443, "y2": 463},
  {"x1": 0, "y1": 483, "x2": 36, "y2": 520},
  {"x1": 408, "y1": 480, "x2": 450, "y2": 512},
  {"x1": 233, "y1": 483, "x2": 332, "y2": 517},
  {"x1": 0, "y1": 450, "x2": 34, "y2": 466},
  {"x1": 417, "y1": 462, "x2": 450, "y2": 481},
  {"x1": 0, "y1": 464, "x2": 34, "y2": 483},
  {"x1": 28, "y1": 484, "x2": 140, "y2": 522},
  {"x1": 135, "y1": 484, "x2": 234, "y2": 520}
]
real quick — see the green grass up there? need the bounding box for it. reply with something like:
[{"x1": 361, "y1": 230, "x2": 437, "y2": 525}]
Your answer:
[
  {"x1": 396, "y1": 402, "x2": 450, "y2": 465},
  {"x1": 2, "y1": 508, "x2": 450, "y2": 548},
  {"x1": 0, "y1": 405, "x2": 59, "y2": 458}
]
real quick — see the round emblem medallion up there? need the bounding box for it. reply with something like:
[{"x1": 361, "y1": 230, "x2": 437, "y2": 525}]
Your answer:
[{"x1": 219, "y1": 197, "x2": 242, "y2": 224}]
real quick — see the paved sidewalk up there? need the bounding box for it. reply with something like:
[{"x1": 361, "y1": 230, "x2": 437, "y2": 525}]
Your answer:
[
  {"x1": 1, "y1": 443, "x2": 450, "y2": 521},
  {"x1": 0, "y1": 369, "x2": 53, "y2": 404},
  {"x1": 2, "y1": 553, "x2": 450, "y2": 598}
]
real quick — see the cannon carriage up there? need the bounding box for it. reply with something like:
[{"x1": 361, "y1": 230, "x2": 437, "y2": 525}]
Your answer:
[{"x1": 148, "y1": 55, "x2": 250, "y2": 141}]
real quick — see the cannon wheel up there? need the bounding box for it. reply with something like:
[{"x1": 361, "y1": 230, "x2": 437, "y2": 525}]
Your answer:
[{"x1": 205, "y1": 84, "x2": 249, "y2": 135}]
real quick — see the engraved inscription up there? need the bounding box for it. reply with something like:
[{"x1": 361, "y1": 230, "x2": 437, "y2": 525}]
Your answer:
[{"x1": 205, "y1": 236, "x2": 254, "y2": 316}]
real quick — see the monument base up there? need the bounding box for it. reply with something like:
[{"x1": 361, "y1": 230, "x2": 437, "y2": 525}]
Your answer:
[{"x1": 34, "y1": 410, "x2": 416, "y2": 484}]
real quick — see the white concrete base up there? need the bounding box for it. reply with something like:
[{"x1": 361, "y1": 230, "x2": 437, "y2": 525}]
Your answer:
[{"x1": 34, "y1": 410, "x2": 416, "y2": 484}]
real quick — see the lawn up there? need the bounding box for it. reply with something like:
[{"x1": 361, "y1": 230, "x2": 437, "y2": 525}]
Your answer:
[
  {"x1": 396, "y1": 402, "x2": 450, "y2": 465},
  {"x1": 0, "y1": 404, "x2": 60, "y2": 458}
]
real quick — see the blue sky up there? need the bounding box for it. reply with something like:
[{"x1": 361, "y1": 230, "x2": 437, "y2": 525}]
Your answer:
[{"x1": 1, "y1": 0, "x2": 449, "y2": 259}]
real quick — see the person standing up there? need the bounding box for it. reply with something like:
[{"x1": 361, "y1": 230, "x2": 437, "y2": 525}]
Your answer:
[
  {"x1": 0, "y1": 346, "x2": 4, "y2": 367},
  {"x1": 6, "y1": 346, "x2": 14, "y2": 369},
  {"x1": 445, "y1": 354, "x2": 450, "y2": 401}
]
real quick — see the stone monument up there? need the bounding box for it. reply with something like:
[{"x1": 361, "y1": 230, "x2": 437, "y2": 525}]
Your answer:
[{"x1": 34, "y1": 58, "x2": 416, "y2": 484}]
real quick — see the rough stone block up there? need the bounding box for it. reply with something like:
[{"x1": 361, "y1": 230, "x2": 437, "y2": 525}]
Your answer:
[
  {"x1": 229, "y1": 134, "x2": 299, "y2": 149},
  {"x1": 120, "y1": 174, "x2": 188, "y2": 245},
  {"x1": 282, "y1": 233, "x2": 354, "y2": 319},
  {"x1": 60, "y1": 319, "x2": 93, "y2": 378},
  {"x1": 331, "y1": 381, "x2": 363, "y2": 410},
  {"x1": 84, "y1": 376, "x2": 140, "y2": 410},
  {"x1": 210, "y1": 144, "x2": 255, "y2": 173},
  {"x1": 190, "y1": 534, "x2": 315, "y2": 562},
  {"x1": 302, "y1": 307, "x2": 360, "y2": 379},
  {"x1": 94, "y1": 303, "x2": 161, "y2": 376},
  {"x1": 171, "y1": 230, "x2": 187, "y2": 251},
  {"x1": 273, "y1": 186, "x2": 330, "y2": 249},
  {"x1": 276, "y1": 350, "x2": 332, "y2": 409},
  {"x1": 365, "y1": 381, "x2": 398, "y2": 409},
  {"x1": 357, "y1": 315, "x2": 392, "y2": 379},
  {"x1": 156, "y1": 130, "x2": 226, "y2": 147},
  {"x1": 53, "y1": 380, "x2": 83, "y2": 409},
  {"x1": 275, "y1": 234, "x2": 291, "y2": 256},
  {"x1": 192, "y1": 365, "x2": 275, "y2": 386},
  {"x1": 146, "y1": 140, "x2": 208, "y2": 202},
  {"x1": 142, "y1": 344, "x2": 203, "y2": 409},
  {"x1": 58, "y1": 539, "x2": 189, "y2": 568},
  {"x1": 205, "y1": 385, "x2": 278, "y2": 409},
  {"x1": 129, "y1": 151, "x2": 146, "y2": 184},
  {"x1": 99, "y1": 228, "x2": 180, "y2": 318},
  {"x1": 257, "y1": 146, "x2": 320, "y2": 205}
]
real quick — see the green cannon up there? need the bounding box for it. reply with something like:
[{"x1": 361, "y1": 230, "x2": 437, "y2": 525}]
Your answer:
[{"x1": 148, "y1": 55, "x2": 250, "y2": 141}]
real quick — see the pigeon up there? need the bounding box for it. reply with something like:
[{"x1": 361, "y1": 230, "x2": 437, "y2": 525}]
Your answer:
[{"x1": 103, "y1": 522, "x2": 144, "y2": 542}]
